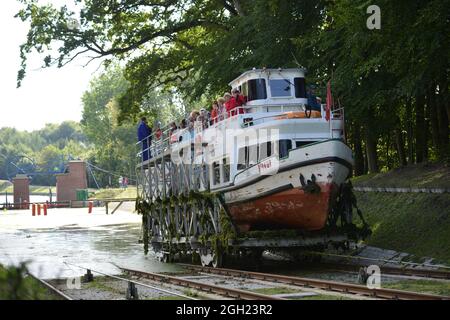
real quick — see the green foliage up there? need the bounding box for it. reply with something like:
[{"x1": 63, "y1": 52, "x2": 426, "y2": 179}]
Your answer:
[
  {"x1": 15, "y1": 0, "x2": 450, "y2": 172},
  {"x1": 353, "y1": 191, "x2": 450, "y2": 264},
  {"x1": 0, "y1": 121, "x2": 87, "y2": 185},
  {"x1": 0, "y1": 262, "x2": 50, "y2": 300}
]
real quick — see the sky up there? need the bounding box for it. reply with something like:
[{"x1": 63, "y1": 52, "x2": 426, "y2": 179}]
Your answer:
[{"x1": 0, "y1": 0, "x2": 103, "y2": 132}]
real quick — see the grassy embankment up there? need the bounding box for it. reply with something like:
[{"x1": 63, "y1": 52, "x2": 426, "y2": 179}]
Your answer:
[
  {"x1": 351, "y1": 163, "x2": 450, "y2": 264},
  {"x1": 89, "y1": 186, "x2": 137, "y2": 200}
]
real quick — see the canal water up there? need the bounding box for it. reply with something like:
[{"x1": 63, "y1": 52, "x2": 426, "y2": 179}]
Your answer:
[{"x1": 0, "y1": 206, "x2": 183, "y2": 280}]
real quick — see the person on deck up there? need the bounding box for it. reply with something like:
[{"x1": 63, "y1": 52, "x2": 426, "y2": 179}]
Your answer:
[
  {"x1": 137, "y1": 117, "x2": 152, "y2": 161},
  {"x1": 217, "y1": 97, "x2": 226, "y2": 121},
  {"x1": 226, "y1": 88, "x2": 246, "y2": 117},
  {"x1": 169, "y1": 122, "x2": 178, "y2": 144},
  {"x1": 154, "y1": 121, "x2": 163, "y2": 155},
  {"x1": 210, "y1": 101, "x2": 219, "y2": 124},
  {"x1": 306, "y1": 86, "x2": 321, "y2": 111}
]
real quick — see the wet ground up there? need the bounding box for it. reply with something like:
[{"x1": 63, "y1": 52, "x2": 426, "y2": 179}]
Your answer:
[{"x1": 0, "y1": 204, "x2": 182, "y2": 280}]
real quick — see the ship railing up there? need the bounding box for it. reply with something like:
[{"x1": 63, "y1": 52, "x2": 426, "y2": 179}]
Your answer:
[{"x1": 136, "y1": 104, "x2": 346, "y2": 165}]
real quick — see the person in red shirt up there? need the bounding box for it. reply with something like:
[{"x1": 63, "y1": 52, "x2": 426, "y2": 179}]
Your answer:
[
  {"x1": 210, "y1": 101, "x2": 219, "y2": 124},
  {"x1": 227, "y1": 88, "x2": 246, "y2": 117}
]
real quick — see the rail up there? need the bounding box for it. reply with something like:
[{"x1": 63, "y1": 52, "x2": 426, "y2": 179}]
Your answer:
[
  {"x1": 118, "y1": 266, "x2": 286, "y2": 300},
  {"x1": 27, "y1": 272, "x2": 73, "y2": 300},
  {"x1": 64, "y1": 262, "x2": 196, "y2": 300},
  {"x1": 179, "y1": 264, "x2": 449, "y2": 300}
]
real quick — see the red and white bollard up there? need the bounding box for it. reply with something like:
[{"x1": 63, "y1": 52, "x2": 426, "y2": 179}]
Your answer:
[
  {"x1": 37, "y1": 204, "x2": 41, "y2": 216},
  {"x1": 43, "y1": 204, "x2": 47, "y2": 216},
  {"x1": 31, "y1": 204, "x2": 36, "y2": 216},
  {"x1": 88, "y1": 201, "x2": 93, "y2": 214}
]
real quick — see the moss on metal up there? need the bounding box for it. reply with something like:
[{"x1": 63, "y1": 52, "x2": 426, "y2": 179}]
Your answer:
[{"x1": 135, "y1": 191, "x2": 238, "y2": 258}]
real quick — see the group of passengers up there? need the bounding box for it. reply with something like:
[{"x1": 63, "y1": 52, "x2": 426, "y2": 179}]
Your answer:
[{"x1": 137, "y1": 88, "x2": 247, "y2": 160}]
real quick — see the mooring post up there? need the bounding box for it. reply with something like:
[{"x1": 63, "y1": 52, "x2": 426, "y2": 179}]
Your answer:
[
  {"x1": 126, "y1": 282, "x2": 139, "y2": 300},
  {"x1": 83, "y1": 269, "x2": 94, "y2": 282}
]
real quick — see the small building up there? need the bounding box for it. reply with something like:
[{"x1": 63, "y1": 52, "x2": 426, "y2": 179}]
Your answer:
[{"x1": 56, "y1": 160, "x2": 87, "y2": 202}]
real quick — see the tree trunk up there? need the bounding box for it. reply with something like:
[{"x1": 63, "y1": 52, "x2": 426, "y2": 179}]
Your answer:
[
  {"x1": 394, "y1": 119, "x2": 407, "y2": 167},
  {"x1": 415, "y1": 94, "x2": 426, "y2": 163},
  {"x1": 365, "y1": 125, "x2": 379, "y2": 173},
  {"x1": 427, "y1": 87, "x2": 441, "y2": 158},
  {"x1": 405, "y1": 98, "x2": 414, "y2": 164},
  {"x1": 437, "y1": 79, "x2": 449, "y2": 160},
  {"x1": 424, "y1": 97, "x2": 430, "y2": 161},
  {"x1": 353, "y1": 124, "x2": 365, "y2": 176}
]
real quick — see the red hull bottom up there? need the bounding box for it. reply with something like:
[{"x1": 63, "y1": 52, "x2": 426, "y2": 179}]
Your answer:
[{"x1": 227, "y1": 183, "x2": 337, "y2": 233}]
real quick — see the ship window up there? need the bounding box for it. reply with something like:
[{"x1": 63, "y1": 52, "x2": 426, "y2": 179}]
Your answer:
[
  {"x1": 237, "y1": 147, "x2": 247, "y2": 170},
  {"x1": 259, "y1": 142, "x2": 272, "y2": 160},
  {"x1": 270, "y1": 79, "x2": 292, "y2": 97},
  {"x1": 223, "y1": 157, "x2": 230, "y2": 182},
  {"x1": 294, "y1": 77, "x2": 306, "y2": 98},
  {"x1": 296, "y1": 141, "x2": 317, "y2": 148},
  {"x1": 213, "y1": 161, "x2": 220, "y2": 185},
  {"x1": 279, "y1": 139, "x2": 292, "y2": 159},
  {"x1": 247, "y1": 79, "x2": 267, "y2": 102},
  {"x1": 248, "y1": 145, "x2": 258, "y2": 166}
]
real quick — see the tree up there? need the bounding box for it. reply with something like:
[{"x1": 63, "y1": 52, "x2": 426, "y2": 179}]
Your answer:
[
  {"x1": 16, "y1": 0, "x2": 323, "y2": 119},
  {"x1": 16, "y1": 0, "x2": 449, "y2": 176}
]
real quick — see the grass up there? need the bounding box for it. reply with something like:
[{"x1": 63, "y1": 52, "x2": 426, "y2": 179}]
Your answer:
[
  {"x1": 354, "y1": 192, "x2": 450, "y2": 264},
  {"x1": 251, "y1": 286, "x2": 300, "y2": 295},
  {"x1": 251, "y1": 287, "x2": 353, "y2": 300},
  {"x1": 84, "y1": 278, "x2": 123, "y2": 294},
  {"x1": 382, "y1": 279, "x2": 450, "y2": 296},
  {"x1": 89, "y1": 187, "x2": 137, "y2": 200},
  {"x1": 182, "y1": 289, "x2": 199, "y2": 298},
  {"x1": 351, "y1": 162, "x2": 450, "y2": 188},
  {"x1": 150, "y1": 295, "x2": 188, "y2": 300},
  {"x1": 295, "y1": 294, "x2": 352, "y2": 300}
]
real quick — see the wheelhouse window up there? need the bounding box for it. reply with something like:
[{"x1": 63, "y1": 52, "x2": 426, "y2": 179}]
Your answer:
[
  {"x1": 246, "y1": 79, "x2": 267, "y2": 102},
  {"x1": 269, "y1": 79, "x2": 292, "y2": 97},
  {"x1": 294, "y1": 77, "x2": 306, "y2": 98}
]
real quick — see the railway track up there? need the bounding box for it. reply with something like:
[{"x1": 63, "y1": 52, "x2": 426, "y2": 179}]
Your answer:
[
  {"x1": 64, "y1": 263, "x2": 196, "y2": 300},
  {"x1": 324, "y1": 263, "x2": 450, "y2": 280},
  {"x1": 302, "y1": 251, "x2": 450, "y2": 280},
  {"x1": 118, "y1": 266, "x2": 286, "y2": 300},
  {"x1": 179, "y1": 264, "x2": 450, "y2": 300}
]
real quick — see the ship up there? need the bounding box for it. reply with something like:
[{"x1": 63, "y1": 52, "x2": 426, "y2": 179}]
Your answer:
[{"x1": 136, "y1": 68, "x2": 367, "y2": 266}]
